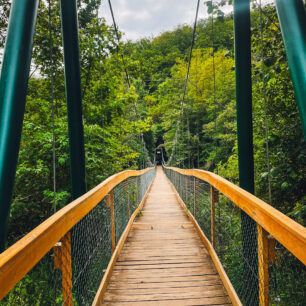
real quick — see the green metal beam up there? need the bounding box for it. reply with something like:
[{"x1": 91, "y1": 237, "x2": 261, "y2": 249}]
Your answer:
[
  {"x1": 60, "y1": 2, "x2": 87, "y2": 304},
  {"x1": 0, "y1": 0, "x2": 39, "y2": 251},
  {"x1": 60, "y1": 0, "x2": 86, "y2": 199},
  {"x1": 233, "y1": 1, "x2": 258, "y2": 305},
  {"x1": 234, "y1": 1, "x2": 254, "y2": 186},
  {"x1": 275, "y1": 0, "x2": 306, "y2": 139}
]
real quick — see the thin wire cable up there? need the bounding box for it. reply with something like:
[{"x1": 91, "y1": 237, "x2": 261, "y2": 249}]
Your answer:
[
  {"x1": 107, "y1": 0, "x2": 152, "y2": 167},
  {"x1": 211, "y1": 2, "x2": 219, "y2": 174},
  {"x1": 259, "y1": 0, "x2": 272, "y2": 205},
  {"x1": 95, "y1": 9, "x2": 105, "y2": 145},
  {"x1": 195, "y1": 47, "x2": 200, "y2": 169},
  {"x1": 48, "y1": 0, "x2": 57, "y2": 213},
  {"x1": 255, "y1": 0, "x2": 280, "y2": 31},
  {"x1": 167, "y1": 0, "x2": 200, "y2": 165},
  {"x1": 187, "y1": 108, "x2": 191, "y2": 169},
  {"x1": 212, "y1": 12, "x2": 217, "y2": 134},
  {"x1": 107, "y1": 0, "x2": 130, "y2": 88},
  {"x1": 183, "y1": 0, "x2": 200, "y2": 105},
  {"x1": 197, "y1": 114, "x2": 200, "y2": 168}
]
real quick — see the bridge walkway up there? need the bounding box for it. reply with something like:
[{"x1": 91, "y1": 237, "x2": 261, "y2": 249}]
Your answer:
[{"x1": 102, "y1": 167, "x2": 231, "y2": 305}]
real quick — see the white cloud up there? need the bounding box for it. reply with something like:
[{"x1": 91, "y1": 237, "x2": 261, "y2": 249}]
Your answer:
[
  {"x1": 99, "y1": 0, "x2": 211, "y2": 41},
  {"x1": 99, "y1": 0, "x2": 275, "y2": 41}
]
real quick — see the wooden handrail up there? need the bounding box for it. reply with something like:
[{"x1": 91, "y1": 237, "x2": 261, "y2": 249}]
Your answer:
[
  {"x1": 0, "y1": 167, "x2": 154, "y2": 300},
  {"x1": 164, "y1": 166, "x2": 306, "y2": 265}
]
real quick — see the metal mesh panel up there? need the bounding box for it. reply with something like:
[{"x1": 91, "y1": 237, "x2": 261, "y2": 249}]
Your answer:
[
  {"x1": 1, "y1": 250, "x2": 62, "y2": 305},
  {"x1": 214, "y1": 196, "x2": 255, "y2": 305},
  {"x1": 1, "y1": 168, "x2": 155, "y2": 305},
  {"x1": 268, "y1": 242, "x2": 306, "y2": 305},
  {"x1": 71, "y1": 198, "x2": 111, "y2": 305},
  {"x1": 114, "y1": 183, "x2": 130, "y2": 244},
  {"x1": 164, "y1": 167, "x2": 306, "y2": 306}
]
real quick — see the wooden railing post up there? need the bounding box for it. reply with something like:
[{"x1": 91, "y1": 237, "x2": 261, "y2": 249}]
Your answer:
[
  {"x1": 62, "y1": 231, "x2": 72, "y2": 306},
  {"x1": 180, "y1": 174, "x2": 182, "y2": 196},
  {"x1": 210, "y1": 186, "x2": 218, "y2": 248},
  {"x1": 257, "y1": 224, "x2": 269, "y2": 306},
  {"x1": 124, "y1": 180, "x2": 130, "y2": 219},
  {"x1": 54, "y1": 231, "x2": 72, "y2": 306},
  {"x1": 186, "y1": 177, "x2": 189, "y2": 205},
  {"x1": 106, "y1": 190, "x2": 115, "y2": 253},
  {"x1": 135, "y1": 177, "x2": 138, "y2": 205},
  {"x1": 193, "y1": 177, "x2": 197, "y2": 218}
]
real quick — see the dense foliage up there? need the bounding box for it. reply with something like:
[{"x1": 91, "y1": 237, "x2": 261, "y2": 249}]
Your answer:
[
  {"x1": 121, "y1": 3, "x2": 306, "y2": 225},
  {"x1": 0, "y1": 0, "x2": 305, "y2": 257}
]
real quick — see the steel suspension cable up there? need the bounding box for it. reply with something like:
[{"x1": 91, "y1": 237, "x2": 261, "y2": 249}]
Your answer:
[
  {"x1": 95, "y1": 9, "x2": 105, "y2": 146},
  {"x1": 107, "y1": 0, "x2": 130, "y2": 88},
  {"x1": 195, "y1": 46, "x2": 199, "y2": 169},
  {"x1": 212, "y1": 11, "x2": 217, "y2": 134},
  {"x1": 167, "y1": 0, "x2": 200, "y2": 165},
  {"x1": 211, "y1": 2, "x2": 218, "y2": 174},
  {"x1": 259, "y1": 0, "x2": 272, "y2": 205},
  {"x1": 106, "y1": 0, "x2": 153, "y2": 167},
  {"x1": 48, "y1": 0, "x2": 57, "y2": 213}
]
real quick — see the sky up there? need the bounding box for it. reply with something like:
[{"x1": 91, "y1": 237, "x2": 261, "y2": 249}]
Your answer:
[
  {"x1": 0, "y1": 0, "x2": 275, "y2": 64},
  {"x1": 99, "y1": 0, "x2": 221, "y2": 41},
  {"x1": 99, "y1": 0, "x2": 274, "y2": 42}
]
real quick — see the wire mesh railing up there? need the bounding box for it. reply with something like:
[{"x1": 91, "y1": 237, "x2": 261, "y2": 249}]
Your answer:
[
  {"x1": 164, "y1": 166, "x2": 306, "y2": 306},
  {"x1": 0, "y1": 167, "x2": 155, "y2": 305}
]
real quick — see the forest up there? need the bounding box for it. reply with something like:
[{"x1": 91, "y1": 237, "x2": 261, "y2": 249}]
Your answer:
[
  {"x1": 0, "y1": 0, "x2": 305, "y2": 250},
  {"x1": 0, "y1": 0, "x2": 305, "y2": 305}
]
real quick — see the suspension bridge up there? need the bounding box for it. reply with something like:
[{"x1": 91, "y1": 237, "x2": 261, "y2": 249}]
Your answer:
[{"x1": 0, "y1": 0, "x2": 306, "y2": 305}]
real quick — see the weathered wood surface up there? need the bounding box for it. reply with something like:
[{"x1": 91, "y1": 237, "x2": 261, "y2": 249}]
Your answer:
[{"x1": 101, "y1": 167, "x2": 231, "y2": 305}]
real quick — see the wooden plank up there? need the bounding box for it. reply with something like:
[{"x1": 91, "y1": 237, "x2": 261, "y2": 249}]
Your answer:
[
  {"x1": 132, "y1": 222, "x2": 193, "y2": 227},
  {"x1": 119, "y1": 251, "x2": 208, "y2": 257},
  {"x1": 122, "y1": 240, "x2": 205, "y2": 246},
  {"x1": 118, "y1": 256, "x2": 210, "y2": 262},
  {"x1": 92, "y1": 169, "x2": 156, "y2": 305},
  {"x1": 108, "y1": 279, "x2": 223, "y2": 289},
  {"x1": 99, "y1": 167, "x2": 232, "y2": 305},
  {"x1": 103, "y1": 296, "x2": 231, "y2": 306},
  {"x1": 0, "y1": 167, "x2": 154, "y2": 300},
  {"x1": 110, "y1": 268, "x2": 218, "y2": 278},
  {"x1": 125, "y1": 234, "x2": 201, "y2": 240},
  {"x1": 116, "y1": 259, "x2": 211, "y2": 265},
  {"x1": 113, "y1": 262, "x2": 213, "y2": 270},
  {"x1": 109, "y1": 274, "x2": 221, "y2": 283},
  {"x1": 166, "y1": 172, "x2": 242, "y2": 306},
  {"x1": 103, "y1": 288, "x2": 228, "y2": 301},
  {"x1": 165, "y1": 166, "x2": 306, "y2": 265},
  {"x1": 106, "y1": 284, "x2": 225, "y2": 294}
]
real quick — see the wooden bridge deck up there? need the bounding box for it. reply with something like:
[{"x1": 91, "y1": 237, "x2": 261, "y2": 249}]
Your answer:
[{"x1": 102, "y1": 167, "x2": 231, "y2": 305}]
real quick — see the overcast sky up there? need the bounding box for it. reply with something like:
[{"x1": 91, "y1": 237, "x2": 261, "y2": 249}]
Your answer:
[
  {"x1": 99, "y1": 0, "x2": 274, "y2": 41},
  {"x1": 99, "y1": 0, "x2": 221, "y2": 41}
]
